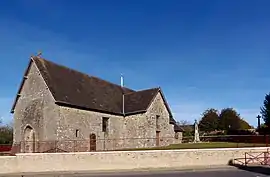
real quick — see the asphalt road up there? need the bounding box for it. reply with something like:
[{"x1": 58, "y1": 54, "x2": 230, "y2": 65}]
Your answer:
[{"x1": 3, "y1": 167, "x2": 270, "y2": 177}]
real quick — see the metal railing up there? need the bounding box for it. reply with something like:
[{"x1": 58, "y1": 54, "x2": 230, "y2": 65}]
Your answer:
[
  {"x1": 244, "y1": 150, "x2": 270, "y2": 165},
  {"x1": 233, "y1": 149, "x2": 270, "y2": 166},
  {"x1": 13, "y1": 136, "x2": 179, "y2": 153},
  {"x1": 0, "y1": 144, "x2": 12, "y2": 152},
  {"x1": 5, "y1": 135, "x2": 270, "y2": 154}
]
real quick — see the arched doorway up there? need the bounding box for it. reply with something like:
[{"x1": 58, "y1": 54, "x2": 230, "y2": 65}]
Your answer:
[
  {"x1": 24, "y1": 126, "x2": 35, "y2": 153},
  {"x1": 89, "y1": 133, "x2": 96, "y2": 151}
]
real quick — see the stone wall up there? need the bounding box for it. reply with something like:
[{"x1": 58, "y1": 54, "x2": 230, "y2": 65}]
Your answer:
[
  {"x1": 57, "y1": 106, "x2": 125, "y2": 151},
  {"x1": 55, "y1": 92, "x2": 180, "y2": 151},
  {"x1": 0, "y1": 147, "x2": 269, "y2": 174},
  {"x1": 125, "y1": 92, "x2": 181, "y2": 148},
  {"x1": 12, "y1": 61, "x2": 59, "y2": 152},
  {"x1": 12, "y1": 60, "x2": 180, "y2": 153}
]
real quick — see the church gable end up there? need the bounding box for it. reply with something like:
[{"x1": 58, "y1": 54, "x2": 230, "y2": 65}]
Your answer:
[
  {"x1": 11, "y1": 58, "x2": 55, "y2": 113},
  {"x1": 145, "y1": 90, "x2": 182, "y2": 132},
  {"x1": 146, "y1": 91, "x2": 171, "y2": 123},
  {"x1": 11, "y1": 57, "x2": 58, "y2": 143}
]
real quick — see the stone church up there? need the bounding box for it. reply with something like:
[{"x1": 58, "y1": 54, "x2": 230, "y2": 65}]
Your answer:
[{"x1": 11, "y1": 56, "x2": 183, "y2": 153}]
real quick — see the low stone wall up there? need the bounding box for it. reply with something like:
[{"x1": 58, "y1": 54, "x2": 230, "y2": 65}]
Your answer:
[
  {"x1": 0, "y1": 156, "x2": 17, "y2": 174},
  {"x1": 0, "y1": 147, "x2": 269, "y2": 174}
]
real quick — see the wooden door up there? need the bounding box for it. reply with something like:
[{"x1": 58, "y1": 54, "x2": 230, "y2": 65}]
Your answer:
[
  {"x1": 89, "y1": 133, "x2": 97, "y2": 151},
  {"x1": 156, "y1": 131, "x2": 160, "y2": 146}
]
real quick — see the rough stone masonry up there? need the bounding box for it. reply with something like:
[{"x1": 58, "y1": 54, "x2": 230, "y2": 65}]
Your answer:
[{"x1": 11, "y1": 56, "x2": 183, "y2": 153}]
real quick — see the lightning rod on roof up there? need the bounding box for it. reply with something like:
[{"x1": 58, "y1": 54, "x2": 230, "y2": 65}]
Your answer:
[
  {"x1": 121, "y1": 73, "x2": 125, "y2": 116},
  {"x1": 120, "y1": 74, "x2": 124, "y2": 87}
]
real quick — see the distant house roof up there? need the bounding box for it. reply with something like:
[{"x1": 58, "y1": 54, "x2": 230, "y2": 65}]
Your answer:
[
  {"x1": 179, "y1": 125, "x2": 194, "y2": 132},
  {"x1": 174, "y1": 124, "x2": 184, "y2": 132},
  {"x1": 11, "y1": 56, "x2": 181, "y2": 130}
]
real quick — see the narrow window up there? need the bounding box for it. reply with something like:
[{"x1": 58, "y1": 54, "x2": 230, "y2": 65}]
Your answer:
[
  {"x1": 156, "y1": 115, "x2": 160, "y2": 129},
  {"x1": 175, "y1": 132, "x2": 179, "y2": 139},
  {"x1": 75, "y1": 129, "x2": 79, "y2": 137},
  {"x1": 102, "y1": 117, "x2": 109, "y2": 132}
]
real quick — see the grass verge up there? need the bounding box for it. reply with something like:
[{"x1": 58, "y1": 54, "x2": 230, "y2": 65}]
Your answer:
[{"x1": 115, "y1": 142, "x2": 267, "y2": 151}]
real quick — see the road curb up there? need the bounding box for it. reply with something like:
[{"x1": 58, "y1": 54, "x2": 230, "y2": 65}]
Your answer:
[{"x1": 0, "y1": 165, "x2": 238, "y2": 177}]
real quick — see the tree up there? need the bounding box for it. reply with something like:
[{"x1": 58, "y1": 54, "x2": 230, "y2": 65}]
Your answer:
[
  {"x1": 0, "y1": 118, "x2": 13, "y2": 144},
  {"x1": 219, "y1": 108, "x2": 241, "y2": 131},
  {"x1": 0, "y1": 125, "x2": 13, "y2": 144},
  {"x1": 176, "y1": 120, "x2": 193, "y2": 137},
  {"x1": 257, "y1": 123, "x2": 270, "y2": 135},
  {"x1": 177, "y1": 120, "x2": 190, "y2": 126},
  {"x1": 239, "y1": 118, "x2": 252, "y2": 130},
  {"x1": 199, "y1": 108, "x2": 219, "y2": 132},
  {"x1": 260, "y1": 92, "x2": 270, "y2": 126}
]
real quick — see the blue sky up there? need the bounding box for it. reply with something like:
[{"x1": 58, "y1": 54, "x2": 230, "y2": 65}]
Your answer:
[{"x1": 0, "y1": 0, "x2": 269, "y2": 126}]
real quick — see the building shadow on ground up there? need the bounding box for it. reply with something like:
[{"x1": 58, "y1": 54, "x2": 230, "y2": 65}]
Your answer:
[{"x1": 229, "y1": 161, "x2": 270, "y2": 175}]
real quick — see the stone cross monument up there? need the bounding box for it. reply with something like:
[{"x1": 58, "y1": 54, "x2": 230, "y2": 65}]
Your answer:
[{"x1": 194, "y1": 119, "x2": 200, "y2": 143}]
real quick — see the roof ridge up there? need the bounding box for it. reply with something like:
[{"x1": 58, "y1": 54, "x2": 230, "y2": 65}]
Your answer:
[
  {"x1": 32, "y1": 56, "x2": 134, "y2": 92},
  {"x1": 136, "y1": 87, "x2": 160, "y2": 92},
  {"x1": 32, "y1": 56, "x2": 91, "y2": 78},
  {"x1": 124, "y1": 87, "x2": 160, "y2": 96},
  {"x1": 90, "y1": 75, "x2": 135, "y2": 92}
]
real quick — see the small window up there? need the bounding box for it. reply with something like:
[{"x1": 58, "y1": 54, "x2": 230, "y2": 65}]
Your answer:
[
  {"x1": 175, "y1": 132, "x2": 179, "y2": 139},
  {"x1": 102, "y1": 117, "x2": 109, "y2": 132},
  {"x1": 156, "y1": 115, "x2": 160, "y2": 129},
  {"x1": 75, "y1": 129, "x2": 79, "y2": 137}
]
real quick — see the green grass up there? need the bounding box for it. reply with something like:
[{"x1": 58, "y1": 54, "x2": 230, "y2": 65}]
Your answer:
[{"x1": 116, "y1": 142, "x2": 267, "y2": 151}]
